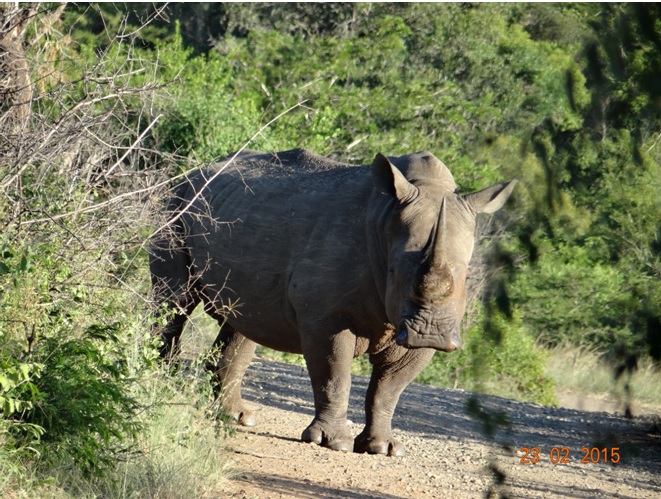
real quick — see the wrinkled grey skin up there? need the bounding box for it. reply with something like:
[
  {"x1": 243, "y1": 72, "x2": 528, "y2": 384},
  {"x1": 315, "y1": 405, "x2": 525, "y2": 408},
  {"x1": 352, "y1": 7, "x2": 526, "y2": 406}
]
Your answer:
[{"x1": 151, "y1": 148, "x2": 516, "y2": 457}]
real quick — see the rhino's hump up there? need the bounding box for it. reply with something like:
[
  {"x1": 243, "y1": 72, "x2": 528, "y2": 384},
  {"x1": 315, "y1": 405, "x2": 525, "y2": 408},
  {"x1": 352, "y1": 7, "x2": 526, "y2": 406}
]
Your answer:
[
  {"x1": 189, "y1": 148, "x2": 369, "y2": 202},
  {"x1": 216, "y1": 148, "x2": 353, "y2": 178}
]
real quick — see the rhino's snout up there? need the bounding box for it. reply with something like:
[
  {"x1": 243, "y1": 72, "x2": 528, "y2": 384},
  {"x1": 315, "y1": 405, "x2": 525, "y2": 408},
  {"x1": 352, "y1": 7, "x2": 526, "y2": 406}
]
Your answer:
[{"x1": 396, "y1": 319, "x2": 461, "y2": 352}]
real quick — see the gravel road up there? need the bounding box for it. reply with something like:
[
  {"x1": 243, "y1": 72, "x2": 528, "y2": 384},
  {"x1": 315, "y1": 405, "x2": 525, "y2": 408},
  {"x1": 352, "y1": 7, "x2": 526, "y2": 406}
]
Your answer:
[{"x1": 222, "y1": 358, "x2": 661, "y2": 498}]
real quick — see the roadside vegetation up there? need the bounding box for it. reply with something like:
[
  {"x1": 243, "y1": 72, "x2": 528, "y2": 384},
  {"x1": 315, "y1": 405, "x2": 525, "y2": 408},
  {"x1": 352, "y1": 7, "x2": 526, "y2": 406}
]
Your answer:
[{"x1": 1, "y1": 3, "x2": 660, "y2": 496}]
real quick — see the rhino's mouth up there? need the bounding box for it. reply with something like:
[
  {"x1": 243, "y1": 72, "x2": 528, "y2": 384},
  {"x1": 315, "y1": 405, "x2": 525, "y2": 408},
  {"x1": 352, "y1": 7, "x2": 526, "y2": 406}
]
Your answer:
[{"x1": 396, "y1": 316, "x2": 461, "y2": 352}]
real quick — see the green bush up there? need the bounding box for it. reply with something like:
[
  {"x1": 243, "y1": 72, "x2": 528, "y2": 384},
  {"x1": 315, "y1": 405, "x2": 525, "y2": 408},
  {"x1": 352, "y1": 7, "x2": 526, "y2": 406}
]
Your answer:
[
  {"x1": 28, "y1": 363, "x2": 232, "y2": 499},
  {"x1": 0, "y1": 242, "x2": 161, "y2": 476},
  {"x1": 150, "y1": 25, "x2": 261, "y2": 163},
  {"x1": 25, "y1": 324, "x2": 142, "y2": 475},
  {"x1": 1, "y1": 4, "x2": 232, "y2": 494}
]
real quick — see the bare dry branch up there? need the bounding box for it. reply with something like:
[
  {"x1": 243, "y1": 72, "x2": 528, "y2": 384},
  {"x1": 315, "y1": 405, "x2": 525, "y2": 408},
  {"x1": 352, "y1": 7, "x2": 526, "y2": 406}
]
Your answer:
[{"x1": 148, "y1": 100, "x2": 308, "y2": 243}]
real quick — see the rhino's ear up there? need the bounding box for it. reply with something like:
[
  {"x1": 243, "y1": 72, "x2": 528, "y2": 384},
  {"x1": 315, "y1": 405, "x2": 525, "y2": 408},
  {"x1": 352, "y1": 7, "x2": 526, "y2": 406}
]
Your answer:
[
  {"x1": 371, "y1": 153, "x2": 417, "y2": 203},
  {"x1": 463, "y1": 179, "x2": 518, "y2": 214}
]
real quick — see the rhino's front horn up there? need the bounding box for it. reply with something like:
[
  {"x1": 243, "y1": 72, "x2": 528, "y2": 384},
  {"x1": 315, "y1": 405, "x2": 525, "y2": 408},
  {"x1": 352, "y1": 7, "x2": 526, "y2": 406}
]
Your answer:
[
  {"x1": 428, "y1": 196, "x2": 447, "y2": 269},
  {"x1": 420, "y1": 196, "x2": 446, "y2": 266},
  {"x1": 415, "y1": 197, "x2": 453, "y2": 303}
]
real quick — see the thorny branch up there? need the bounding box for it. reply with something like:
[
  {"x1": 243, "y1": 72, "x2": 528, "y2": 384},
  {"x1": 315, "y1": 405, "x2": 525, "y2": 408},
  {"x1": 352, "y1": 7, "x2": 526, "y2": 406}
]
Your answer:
[{"x1": 148, "y1": 100, "x2": 308, "y2": 244}]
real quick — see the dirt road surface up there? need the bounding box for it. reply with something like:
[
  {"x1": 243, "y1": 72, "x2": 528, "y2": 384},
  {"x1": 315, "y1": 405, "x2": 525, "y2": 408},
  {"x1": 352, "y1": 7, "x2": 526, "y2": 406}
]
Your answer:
[{"x1": 222, "y1": 359, "x2": 661, "y2": 498}]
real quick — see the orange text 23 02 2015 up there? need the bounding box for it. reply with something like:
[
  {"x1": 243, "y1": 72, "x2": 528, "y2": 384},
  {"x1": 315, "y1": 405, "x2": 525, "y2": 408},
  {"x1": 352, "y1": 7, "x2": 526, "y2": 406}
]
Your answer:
[{"x1": 519, "y1": 447, "x2": 621, "y2": 465}]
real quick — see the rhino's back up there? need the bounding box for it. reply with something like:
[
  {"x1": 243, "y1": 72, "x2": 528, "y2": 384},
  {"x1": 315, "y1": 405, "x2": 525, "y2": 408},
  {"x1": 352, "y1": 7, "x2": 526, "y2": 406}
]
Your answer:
[
  {"x1": 179, "y1": 149, "x2": 376, "y2": 351},
  {"x1": 210, "y1": 148, "x2": 363, "y2": 193},
  {"x1": 218, "y1": 148, "x2": 350, "y2": 175}
]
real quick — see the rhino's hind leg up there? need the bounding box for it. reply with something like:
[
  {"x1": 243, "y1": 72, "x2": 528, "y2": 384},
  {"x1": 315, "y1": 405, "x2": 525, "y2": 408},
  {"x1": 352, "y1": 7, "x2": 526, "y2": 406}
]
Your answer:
[
  {"x1": 300, "y1": 328, "x2": 354, "y2": 452},
  {"x1": 156, "y1": 297, "x2": 199, "y2": 361},
  {"x1": 150, "y1": 212, "x2": 199, "y2": 361},
  {"x1": 209, "y1": 326, "x2": 257, "y2": 427},
  {"x1": 354, "y1": 345, "x2": 435, "y2": 457}
]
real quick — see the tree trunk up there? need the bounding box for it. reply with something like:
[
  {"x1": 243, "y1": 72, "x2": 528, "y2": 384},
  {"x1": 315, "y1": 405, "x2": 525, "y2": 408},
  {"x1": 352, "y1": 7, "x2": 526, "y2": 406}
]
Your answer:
[{"x1": 0, "y1": 3, "x2": 36, "y2": 133}]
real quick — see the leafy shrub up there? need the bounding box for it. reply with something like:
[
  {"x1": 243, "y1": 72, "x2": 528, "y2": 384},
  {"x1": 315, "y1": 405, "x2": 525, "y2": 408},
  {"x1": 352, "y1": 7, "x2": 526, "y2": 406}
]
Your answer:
[
  {"x1": 151, "y1": 25, "x2": 261, "y2": 163},
  {"x1": 0, "y1": 354, "x2": 45, "y2": 462},
  {"x1": 1, "y1": 4, "x2": 229, "y2": 494},
  {"x1": 25, "y1": 324, "x2": 142, "y2": 475},
  {"x1": 32, "y1": 363, "x2": 233, "y2": 499},
  {"x1": 511, "y1": 241, "x2": 661, "y2": 362},
  {"x1": 0, "y1": 242, "x2": 161, "y2": 477}
]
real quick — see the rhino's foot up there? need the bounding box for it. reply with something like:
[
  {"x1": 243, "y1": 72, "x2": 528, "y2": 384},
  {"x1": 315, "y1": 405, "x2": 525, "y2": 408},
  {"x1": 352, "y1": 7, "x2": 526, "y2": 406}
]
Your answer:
[
  {"x1": 235, "y1": 409, "x2": 256, "y2": 427},
  {"x1": 354, "y1": 432, "x2": 406, "y2": 457},
  {"x1": 301, "y1": 420, "x2": 353, "y2": 452},
  {"x1": 218, "y1": 406, "x2": 256, "y2": 427}
]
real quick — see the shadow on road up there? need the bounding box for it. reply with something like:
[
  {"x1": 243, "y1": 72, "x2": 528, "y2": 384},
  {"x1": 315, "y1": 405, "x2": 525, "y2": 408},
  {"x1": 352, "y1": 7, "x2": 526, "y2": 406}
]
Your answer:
[
  {"x1": 242, "y1": 358, "x2": 661, "y2": 476},
  {"x1": 234, "y1": 471, "x2": 406, "y2": 499}
]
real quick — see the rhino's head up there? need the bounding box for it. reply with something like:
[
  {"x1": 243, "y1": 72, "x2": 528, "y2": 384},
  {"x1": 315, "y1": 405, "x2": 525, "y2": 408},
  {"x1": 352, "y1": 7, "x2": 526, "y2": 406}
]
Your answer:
[{"x1": 371, "y1": 152, "x2": 517, "y2": 352}]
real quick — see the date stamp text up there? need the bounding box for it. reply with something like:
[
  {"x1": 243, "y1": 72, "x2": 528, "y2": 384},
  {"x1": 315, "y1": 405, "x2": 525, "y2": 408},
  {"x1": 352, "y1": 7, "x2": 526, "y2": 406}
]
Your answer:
[{"x1": 519, "y1": 447, "x2": 620, "y2": 464}]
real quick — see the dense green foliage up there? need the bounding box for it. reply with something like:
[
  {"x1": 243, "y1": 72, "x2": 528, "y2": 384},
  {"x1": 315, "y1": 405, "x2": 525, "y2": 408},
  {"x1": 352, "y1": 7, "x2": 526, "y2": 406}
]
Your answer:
[
  {"x1": 511, "y1": 4, "x2": 661, "y2": 360},
  {"x1": 418, "y1": 310, "x2": 556, "y2": 405},
  {"x1": 0, "y1": 231, "x2": 160, "y2": 477},
  {"x1": 2, "y1": 2, "x2": 661, "y2": 493}
]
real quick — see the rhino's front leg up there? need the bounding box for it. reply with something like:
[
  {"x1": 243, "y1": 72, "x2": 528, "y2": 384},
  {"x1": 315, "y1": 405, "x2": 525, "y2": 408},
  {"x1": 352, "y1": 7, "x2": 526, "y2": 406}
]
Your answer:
[
  {"x1": 355, "y1": 345, "x2": 435, "y2": 457},
  {"x1": 300, "y1": 327, "x2": 355, "y2": 452}
]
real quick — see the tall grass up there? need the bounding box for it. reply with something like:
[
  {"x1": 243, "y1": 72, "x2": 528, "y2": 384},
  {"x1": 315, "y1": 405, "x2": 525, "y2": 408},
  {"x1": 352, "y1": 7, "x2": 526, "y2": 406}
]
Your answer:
[
  {"x1": 0, "y1": 363, "x2": 234, "y2": 499},
  {"x1": 546, "y1": 346, "x2": 661, "y2": 410}
]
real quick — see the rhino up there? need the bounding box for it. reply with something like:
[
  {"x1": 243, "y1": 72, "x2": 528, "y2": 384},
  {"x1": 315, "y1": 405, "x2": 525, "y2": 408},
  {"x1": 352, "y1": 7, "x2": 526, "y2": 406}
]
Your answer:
[{"x1": 151, "y1": 148, "x2": 516, "y2": 456}]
